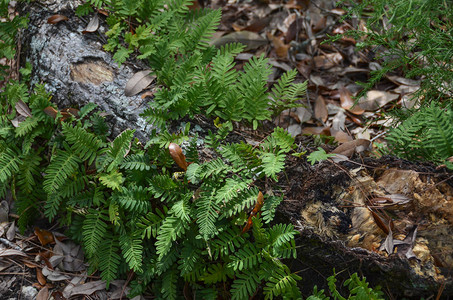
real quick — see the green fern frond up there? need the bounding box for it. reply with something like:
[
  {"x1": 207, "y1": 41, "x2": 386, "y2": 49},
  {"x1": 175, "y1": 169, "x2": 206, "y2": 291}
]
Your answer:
[
  {"x1": 196, "y1": 194, "x2": 220, "y2": 239},
  {"x1": 17, "y1": 153, "x2": 41, "y2": 194},
  {"x1": 43, "y1": 149, "x2": 81, "y2": 194},
  {"x1": 99, "y1": 235, "x2": 121, "y2": 288},
  {"x1": 119, "y1": 231, "x2": 143, "y2": 272},
  {"x1": 120, "y1": 154, "x2": 151, "y2": 171},
  {"x1": 161, "y1": 268, "x2": 179, "y2": 300},
  {"x1": 261, "y1": 151, "x2": 286, "y2": 180},
  {"x1": 98, "y1": 170, "x2": 124, "y2": 191},
  {"x1": 138, "y1": 207, "x2": 167, "y2": 239},
  {"x1": 211, "y1": 43, "x2": 244, "y2": 88},
  {"x1": 263, "y1": 266, "x2": 301, "y2": 300},
  {"x1": 252, "y1": 216, "x2": 270, "y2": 248},
  {"x1": 82, "y1": 209, "x2": 109, "y2": 257},
  {"x1": 178, "y1": 238, "x2": 203, "y2": 276},
  {"x1": 169, "y1": 195, "x2": 192, "y2": 222},
  {"x1": 148, "y1": 174, "x2": 180, "y2": 202},
  {"x1": 269, "y1": 223, "x2": 298, "y2": 250},
  {"x1": 275, "y1": 240, "x2": 298, "y2": 259},
  {"x1": 238, "y1": 55, "x2": 273, "y2": 128},
  {"x1": 423, "y1": 107, "x2": 453, "y2": 159},
  {"x1": 228, "y1": 244, "x2": 262, "y2": 271},
  {"x1": 0, "y1": 147, "x2": 20, "y2": 182},
  {"x1": 230, "y1": 270, "x2": 261, "y2": 300},
  {"x1": 216, "y1": 177, "x2": 251, "y2": 203},
  {"x1": 43, "y1": 193, "x2": 63, "y2": 221},
  {"x1": 201, "y1": 263, "x2": 233, "y2": 284},
  {"x1": 211, "y1": 227, "x2": 246, "y2": 259},
  {"x1": 15, "y1": 117, "x2": 38, "y2": 137},
  {"x1": 185, "y1": 9, "x2": 221, "y2": 51},
  {"x1": 97, "y1": 129, "x2": 134, "y2": 172},
  {"x1": 263, "y1": 127, "x2": 295, "y2": 153},
  {"x1": 156, "y1": 216, "x2": 187, "y2": 258},
  {"x1": 261, "y1": 195, "x2": 283, "y2": 224},
  {"x1": 222, "y1": 187, "x2": 260, "y2": 218},
  {"x1": 114, "y1": 185, "x2": 152, "y2": 213},
  {"x1": 62, "y1": 123, "x2": 104, "y2": 164}
]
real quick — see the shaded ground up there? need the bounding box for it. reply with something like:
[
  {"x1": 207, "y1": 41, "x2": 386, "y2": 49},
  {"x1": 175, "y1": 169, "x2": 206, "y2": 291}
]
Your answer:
[{"x1": 1, "y1": 0, "x2": 452, "y2": 299}]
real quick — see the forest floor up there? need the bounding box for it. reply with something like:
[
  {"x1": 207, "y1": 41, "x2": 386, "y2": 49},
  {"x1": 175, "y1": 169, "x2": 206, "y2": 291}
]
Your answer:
[{"x1": 1, "y1": 0, "x2": 452, "y2": 299}]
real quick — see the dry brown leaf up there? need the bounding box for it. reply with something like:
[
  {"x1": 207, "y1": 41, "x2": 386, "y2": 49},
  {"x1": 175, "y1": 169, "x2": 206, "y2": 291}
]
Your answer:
[
  {"x1": 314, "y1": 95, "x2": 328, "y2": 122},
  {"x1": 62, "y1": 107, "x2": 80, "y2": 118},
  {"x1": 82, "y1": 13, "x2": 99, "y2": 34},
  {"x1": 141, "y1": 90, "x2": 155, "y2": 99},
  {"x1": 313, "y1": 53, "x2": 342, "y2": 70},
  {"x1": 270, "y1": 35, "x2": 290, "y2": 58},
  {"x1": 36, "y1": 268, "x2": 47, "y2": 286},
  {"x1": 64, "y1": 280, "x2": 106, "y2": 298},
  {"x1": 0, "y1": 248, "x2": 27, "y2": 257},
  {"x1": 34, "y1": 227, "x2": 55, "y2": 246},
  {"x1": 10, "y1": 115, "x2": 25, "y2": 128},
  {"x1": 43, "y1": 106, "x2": 58, "y2": 119},
  {"x1": 47, "y1": 15, "x2": 68, "y2": 24},
  {"x1": 334, "y1": 131, "x2": 353, "y2": 143},
  {"x1": 331, "y1": 139, "x2": 371, "y2": 157},
  {"x1": 339, "y1": 87, "x2": 364, "y2": 115},
  {"x1": 16, "y1": 100, "x2": 32, "y2": 117},
  {"x1": 6, "y1": 221, "x2": 15, "y2": 240},
  {"x1": 36, "y1": 286, "x2": 49, "y2": 300},
  {"x1": 125, "y1": 70, "x2": 156, "y2": 97},
  {"x1": 386, "y1": 75, "x2": 420, "y2": 86},
  {"x1": 302, "y1": 126, "x2": 330, "y2": 136},
  {"x1": 210, "y1": 31, "x2": 268, "y2": 51},
  {"x1": 358, "y1": 90, "x2": 399, "y2": 111},
  {"x1": 243, "y1": 17, "x2": 271, "y2": 33},
  {"x1": 169, "y1": 143, "x2": 188, "y2": 171}
]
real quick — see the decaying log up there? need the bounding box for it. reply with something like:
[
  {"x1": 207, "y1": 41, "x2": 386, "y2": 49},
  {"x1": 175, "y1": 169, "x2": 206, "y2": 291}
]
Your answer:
[
  {"x1": 282, "y1": 154, "x2": 453, "y2": 298},
  {"x1": 21, "y1": 1, "x2": 153, "y2": 141}
]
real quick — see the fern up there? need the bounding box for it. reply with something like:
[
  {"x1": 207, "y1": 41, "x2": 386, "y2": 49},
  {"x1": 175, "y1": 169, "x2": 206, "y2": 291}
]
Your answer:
[
  {"x1": 113, "y1": 185, "x2": 151, "y2": 213},
  {"x1": 268, "y1": 223, "x2": 298, "y2": 250},
  {"x1": 62, "y1": 123, "x2": 104, "y2": 164},
  {"x1": 119, "y1": 231, "x2": 143, "y2": 272},
  {"x1": 196, "y1": 193, "x2": 220, "y2": 239},
  {"x1": 156, "y1": 216, "x2": 187, "y2": 258},
  {"x1": 261, "y1": 151, "x2": 286, "y2": 180},
  {"x1": 228, "y1": 244, "x2": 262, "y2": 271},
  {"x1": 161, "y1": 268, "x2": 179, "y2": 300},
  {"x1": 0, "y1": 147, "x2": 20, "y2": 182},
  {"x1": 97, "y1": 129, "x2": 134, "y2": 172},
  {"x1": 98, "y1": 235, "x2": 121, "y2": 288},
  {"x1": 82, "y1": 209, "x2": 109, "y2": 257},
  {"x1": 263, "y1": 266, "x2": 301, "y2": 300},
  {"x1": 386, "y1": 105, "x2": 453, "y2": 163},
  {"x1": 230, "y1": 270, "x2": 261, "y2": 300},
  {"x1": 43, "y1": 149, "x2": 81, "y2": 194}
]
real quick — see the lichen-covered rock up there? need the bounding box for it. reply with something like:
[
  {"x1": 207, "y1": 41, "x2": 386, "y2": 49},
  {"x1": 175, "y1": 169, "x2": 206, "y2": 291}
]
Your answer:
[{"x1": 21, "y1": 1, "x2": 152, "y2": 141}]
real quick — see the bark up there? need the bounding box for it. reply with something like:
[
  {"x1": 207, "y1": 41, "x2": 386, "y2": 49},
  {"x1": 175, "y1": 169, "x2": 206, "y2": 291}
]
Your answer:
[{"x1": 21, "y1": 0, "x2": 152, "y2": 141}]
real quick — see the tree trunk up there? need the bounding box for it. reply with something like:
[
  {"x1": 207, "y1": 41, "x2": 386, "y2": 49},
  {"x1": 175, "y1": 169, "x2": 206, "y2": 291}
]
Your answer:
[{"x1": 21, "y1": 0, "x2": 152, "y2": 141}]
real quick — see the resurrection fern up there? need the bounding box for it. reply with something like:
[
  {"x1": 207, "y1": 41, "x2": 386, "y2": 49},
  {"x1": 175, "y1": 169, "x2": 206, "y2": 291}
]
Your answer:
[{"x1": 386, "y1": 105, "x2": 453, "y2": 164}]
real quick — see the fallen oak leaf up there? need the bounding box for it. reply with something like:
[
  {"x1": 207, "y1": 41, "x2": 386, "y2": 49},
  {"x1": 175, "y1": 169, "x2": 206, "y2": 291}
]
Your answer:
[
  {"x1": 331, "y1": 139, "x2": 371, "y2": 157},
  {"x1": 15, "y1": 100, "x2": 32, "y2": 117},
  {"x1": 169, "y1": 143, "x2": 188, "y2": 171},
  {"x1": 82, "y1": 13, "x2": 99, "y2": 34},
  {"x1": 47, "y1": 14, "x2": 68, "y2": 24},
  {"x1": 125, "y1": 70, "x2": 156, "y2": 97}
]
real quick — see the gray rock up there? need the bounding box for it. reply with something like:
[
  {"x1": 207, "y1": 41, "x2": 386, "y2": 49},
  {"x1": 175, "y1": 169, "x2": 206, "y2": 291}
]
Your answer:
[
  {"x1": 20, "y1": 286, "x2": 38, "y2": 300},
  {"x1": 22, "y1": 2, "x2": 153, "y2": 141}
]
